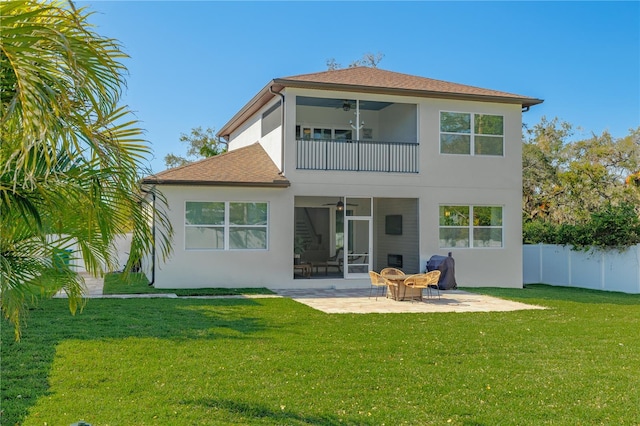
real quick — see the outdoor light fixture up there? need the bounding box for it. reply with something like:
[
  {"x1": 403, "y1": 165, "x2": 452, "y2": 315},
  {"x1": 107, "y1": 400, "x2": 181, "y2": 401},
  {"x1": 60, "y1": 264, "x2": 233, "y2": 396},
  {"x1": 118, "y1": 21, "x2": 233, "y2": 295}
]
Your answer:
[
  {"x1": 336, "y1": 200, "x2": 344, "y2": 211},
  {"x1": 342, "y1": 101, "x2": 351, "y2": 111}
]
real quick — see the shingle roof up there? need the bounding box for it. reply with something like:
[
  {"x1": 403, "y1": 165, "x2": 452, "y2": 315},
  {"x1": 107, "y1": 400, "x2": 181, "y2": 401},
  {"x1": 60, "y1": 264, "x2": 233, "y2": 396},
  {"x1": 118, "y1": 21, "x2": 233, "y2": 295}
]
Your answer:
[
  {"x1": 278, "y1": 67, "x2": 541, "y2": 102},
  {"x1": 141, "y1": 143, "x2": 290, "y2": 187},
  {"x1": 218, "y1": 67, "x2": 543, "y2": 138}
]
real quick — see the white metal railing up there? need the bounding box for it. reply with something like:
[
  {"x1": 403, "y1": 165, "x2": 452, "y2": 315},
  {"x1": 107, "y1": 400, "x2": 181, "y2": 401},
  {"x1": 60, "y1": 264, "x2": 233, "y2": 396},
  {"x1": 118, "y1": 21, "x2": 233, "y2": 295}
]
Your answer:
[{"x1": 296, "y1": 138, "x2": 419, "y2": 173}]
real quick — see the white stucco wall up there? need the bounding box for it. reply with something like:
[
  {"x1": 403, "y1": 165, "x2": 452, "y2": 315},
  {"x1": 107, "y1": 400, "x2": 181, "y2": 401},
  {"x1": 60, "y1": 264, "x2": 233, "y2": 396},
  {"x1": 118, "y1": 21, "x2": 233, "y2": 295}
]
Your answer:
[
  {"x1": 228, "y1": 99, "x2": 283, "y2": 170},
  {"x1": 377, "y1": 102, "x2": 417, "y2": 143},
  {"x1": 228, "y1": 114, "x2": 261, "y2": 150},
  {"x1": 151, "y1": 185, "x2": 293, "y2": 289}
]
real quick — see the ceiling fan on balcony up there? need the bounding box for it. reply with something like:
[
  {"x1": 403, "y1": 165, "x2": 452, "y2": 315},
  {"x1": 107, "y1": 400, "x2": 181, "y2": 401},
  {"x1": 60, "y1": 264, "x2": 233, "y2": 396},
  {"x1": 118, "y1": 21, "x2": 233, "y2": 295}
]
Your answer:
[
  {"x1": 322, "y1": 199, "x2": 358, "y2": 211},
  {"x1": 339, "y1": 100, "x2": 354, "y2": 111}
]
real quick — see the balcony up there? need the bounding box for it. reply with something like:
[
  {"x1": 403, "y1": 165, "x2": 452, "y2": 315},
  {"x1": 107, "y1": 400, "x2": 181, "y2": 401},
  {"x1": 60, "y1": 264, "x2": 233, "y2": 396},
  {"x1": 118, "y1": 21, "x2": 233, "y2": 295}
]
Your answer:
[
  {"x1": 295, "y1": 96, "x2": 419, "y2": 173},
  {"x1": 296, "y1": 138, "x2": 419, "y2": 173}
]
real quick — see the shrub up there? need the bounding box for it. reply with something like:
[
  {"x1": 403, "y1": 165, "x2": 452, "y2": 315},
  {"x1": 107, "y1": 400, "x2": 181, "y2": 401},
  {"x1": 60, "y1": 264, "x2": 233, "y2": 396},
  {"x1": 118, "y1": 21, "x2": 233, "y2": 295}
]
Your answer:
[
  {"x1": 523, "y1": 203, "x2": 640, "y2": 250},
  {"x1": 523, "y1": 219, "x2": 558, "y2": 244},
  {"x1": 584, "y1": 203, "x2": 640, "y2": 250}
]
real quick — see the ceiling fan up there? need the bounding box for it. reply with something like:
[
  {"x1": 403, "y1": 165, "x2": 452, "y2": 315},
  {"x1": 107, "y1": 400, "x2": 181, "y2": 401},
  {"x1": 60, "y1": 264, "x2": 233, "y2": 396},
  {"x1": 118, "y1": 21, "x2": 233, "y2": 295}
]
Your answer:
[
  {"x1": 337, "y1": 100, "x2": 354, "y2": 111},
  {"x1": 322, "y1": 199, "x2": 358, "y2": 211}
]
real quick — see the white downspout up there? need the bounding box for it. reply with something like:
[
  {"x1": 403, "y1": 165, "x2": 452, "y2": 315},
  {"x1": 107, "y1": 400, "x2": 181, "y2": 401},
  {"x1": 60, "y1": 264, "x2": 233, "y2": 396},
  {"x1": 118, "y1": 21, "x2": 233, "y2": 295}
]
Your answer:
[{"x1": 269, "y1": 86, "x2": 285, "y2": 175}]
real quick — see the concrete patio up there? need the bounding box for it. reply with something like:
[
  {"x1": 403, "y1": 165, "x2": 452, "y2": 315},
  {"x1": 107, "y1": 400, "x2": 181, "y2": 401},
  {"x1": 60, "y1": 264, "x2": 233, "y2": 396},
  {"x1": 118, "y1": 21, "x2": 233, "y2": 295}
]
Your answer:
[{"x1": 274, "y1": 288, "x2": 546, "y2": 314}]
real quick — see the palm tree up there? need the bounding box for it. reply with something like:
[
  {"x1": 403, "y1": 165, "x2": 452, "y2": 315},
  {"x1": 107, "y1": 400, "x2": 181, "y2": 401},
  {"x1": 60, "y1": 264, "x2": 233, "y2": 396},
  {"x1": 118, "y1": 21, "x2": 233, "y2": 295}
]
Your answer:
[{"x1": 1, "y1": 0, "x2": 172, "y2": 339}]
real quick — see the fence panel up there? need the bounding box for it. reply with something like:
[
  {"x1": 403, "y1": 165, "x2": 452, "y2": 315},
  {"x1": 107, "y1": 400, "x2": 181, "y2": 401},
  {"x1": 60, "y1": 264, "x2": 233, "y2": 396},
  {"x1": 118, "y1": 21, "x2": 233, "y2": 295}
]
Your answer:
[
  {"x1": 523, "y1": 244, "x2": 640, "y2": 294},
  {"x1": 522, "y1": 245, "x2": 541, "y2": 283},
  {"x1": 605, "y1": 249, "x2": 640, "y2": 293}
]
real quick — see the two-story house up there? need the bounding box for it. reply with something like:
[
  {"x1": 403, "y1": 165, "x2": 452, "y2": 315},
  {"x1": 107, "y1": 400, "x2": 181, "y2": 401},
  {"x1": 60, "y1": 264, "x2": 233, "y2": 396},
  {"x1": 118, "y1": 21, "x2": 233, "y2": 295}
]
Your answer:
[{"x1": 142, "y1": 67, "x2": 542, "y2": 289}]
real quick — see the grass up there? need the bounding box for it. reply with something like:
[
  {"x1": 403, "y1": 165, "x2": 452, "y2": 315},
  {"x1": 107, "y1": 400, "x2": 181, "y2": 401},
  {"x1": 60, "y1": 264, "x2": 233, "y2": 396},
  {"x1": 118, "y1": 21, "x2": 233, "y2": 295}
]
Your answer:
[
  {"x1": 102, "y1": 272, "x2": 275, "y2": 296},
  {"x1": 2, "y1": 285, "x2": 639, "y2": 425}
]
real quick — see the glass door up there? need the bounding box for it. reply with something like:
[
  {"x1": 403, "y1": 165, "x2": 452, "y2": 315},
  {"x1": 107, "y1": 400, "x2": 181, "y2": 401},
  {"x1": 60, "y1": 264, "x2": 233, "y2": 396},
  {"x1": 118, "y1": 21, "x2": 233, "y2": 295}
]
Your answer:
[{"x1": 344, "y1": 197, "x2": 372, "y2": 279}]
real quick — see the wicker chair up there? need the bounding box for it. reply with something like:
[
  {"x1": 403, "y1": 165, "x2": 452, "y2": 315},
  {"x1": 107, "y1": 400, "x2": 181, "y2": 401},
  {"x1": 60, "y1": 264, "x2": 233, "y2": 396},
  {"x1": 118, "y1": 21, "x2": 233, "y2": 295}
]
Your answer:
[
  {"x1": 380, "y1": 267, "x2": 404, "y2": 278},
  {"x1": 326, "y1": 248, "x2": 344, "y2": 272},
  {"x1": 368, "y1": 271, "x2": 394, "y2": 300},
  {"x1": 403, "y1": 271, "x2": 442, "y2": 302}
]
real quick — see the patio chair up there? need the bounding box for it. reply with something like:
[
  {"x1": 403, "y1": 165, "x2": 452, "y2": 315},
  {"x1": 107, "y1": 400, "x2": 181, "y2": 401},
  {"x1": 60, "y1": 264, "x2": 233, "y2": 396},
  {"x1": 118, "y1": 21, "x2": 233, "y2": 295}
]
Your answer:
[
  {"x1": 403, "y1": 271, "x2": 441, "y2": 302},
  {"x1": 326, "y1": 248, "x2": 344, "y2": 272},
  {"x1": 368, "y1": 271, "x2": 394, "y2": 300},
  {"x1": 380, "y1": 267, "x2": 404, "y2": 278}
]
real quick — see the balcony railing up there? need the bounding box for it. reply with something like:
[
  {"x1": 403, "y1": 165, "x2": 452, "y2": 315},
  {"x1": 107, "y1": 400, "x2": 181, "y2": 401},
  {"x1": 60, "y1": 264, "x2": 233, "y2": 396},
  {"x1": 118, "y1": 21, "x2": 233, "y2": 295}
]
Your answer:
[{"x1": 296, "y1": 139, "x2": 419, "y2": 173}]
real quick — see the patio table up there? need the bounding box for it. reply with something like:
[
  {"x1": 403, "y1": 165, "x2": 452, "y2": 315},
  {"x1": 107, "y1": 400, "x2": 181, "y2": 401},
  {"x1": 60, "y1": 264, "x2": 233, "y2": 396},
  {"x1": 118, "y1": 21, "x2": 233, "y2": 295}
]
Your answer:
[
  {"x1": 383, "y1": 273, "x2": 423, "y2": 301},
  {"x1": 293, "y1": 263, "x2": 312, "y2": 278}
]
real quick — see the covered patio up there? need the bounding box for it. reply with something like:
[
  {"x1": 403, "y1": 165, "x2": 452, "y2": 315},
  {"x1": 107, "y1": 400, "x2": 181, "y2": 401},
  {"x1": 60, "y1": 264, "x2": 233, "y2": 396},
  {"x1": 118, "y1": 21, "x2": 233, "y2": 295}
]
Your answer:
[{"x1": 294, "y1": 196, "x2": 420, "y2": 280}]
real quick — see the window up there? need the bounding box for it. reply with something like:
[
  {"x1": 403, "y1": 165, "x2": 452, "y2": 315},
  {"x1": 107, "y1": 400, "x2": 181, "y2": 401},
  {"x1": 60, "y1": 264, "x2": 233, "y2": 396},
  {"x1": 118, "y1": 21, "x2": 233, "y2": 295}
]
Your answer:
[
  {"x1": 440, "y1": 112, "x2": 504, "y2": 156},
  {"x1": 296, "y1": 125, "x2": 352, "y2": 141},
  {"x1": 229, "y1": 202, "x2": 268, "y2": 249},
  {"x1": 185, "y1": 202, "x2": 225, "y2": 249},
  {"x1": 334, "y1": 129, "x2": 353, "y2": 141},
  {"x1": 313, "y1": 128, "x2": 332, "y2": 140},
  {"x1": 439, "y1": 205, "x2": 503, "y2": 248},
  {"x1": 185, "y1": 201, "x2": 268, "y2": 250}
]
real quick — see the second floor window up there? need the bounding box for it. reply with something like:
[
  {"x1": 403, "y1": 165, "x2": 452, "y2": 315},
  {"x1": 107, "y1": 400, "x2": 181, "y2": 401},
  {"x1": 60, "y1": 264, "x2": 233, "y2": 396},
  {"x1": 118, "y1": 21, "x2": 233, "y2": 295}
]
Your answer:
[{"x1": 440, "y1": 112, "x2": 504, "y2": 156}]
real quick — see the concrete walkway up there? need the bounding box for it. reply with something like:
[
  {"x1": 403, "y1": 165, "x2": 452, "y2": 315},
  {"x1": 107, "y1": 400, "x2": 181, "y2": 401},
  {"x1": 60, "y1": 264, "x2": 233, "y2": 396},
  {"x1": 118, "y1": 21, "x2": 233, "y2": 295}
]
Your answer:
[{"x1": 67, "y1": 273, "x2": 545, "y2": 314}]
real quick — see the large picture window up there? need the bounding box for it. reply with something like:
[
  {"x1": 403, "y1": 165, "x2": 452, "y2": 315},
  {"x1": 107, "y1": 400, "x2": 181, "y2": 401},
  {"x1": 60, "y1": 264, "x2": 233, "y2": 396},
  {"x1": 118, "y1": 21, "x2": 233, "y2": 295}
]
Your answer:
[
  {"x1": 439, "y1": 205, "x2": 503, "y2": 248},
  {"x1": 440, "y1": 112, "x2": 504, "y2": 156},
  {"x1": 185, "y1": 201, "x2": 268, "y2": 250}
]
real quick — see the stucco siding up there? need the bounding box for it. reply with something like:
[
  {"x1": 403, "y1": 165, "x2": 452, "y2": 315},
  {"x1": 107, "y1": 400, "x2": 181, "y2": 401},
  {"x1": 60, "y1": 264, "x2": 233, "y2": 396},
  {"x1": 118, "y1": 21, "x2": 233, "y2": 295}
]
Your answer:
[
  {"x1": 228, "y1": 114, "x2": 261, "y2": 151},
  {"x1": 228, "y1": 99, "x2": 283, "y2": 170},
  {"x1": 151, "y1": 185, "x2": 293, "y2": 289}
]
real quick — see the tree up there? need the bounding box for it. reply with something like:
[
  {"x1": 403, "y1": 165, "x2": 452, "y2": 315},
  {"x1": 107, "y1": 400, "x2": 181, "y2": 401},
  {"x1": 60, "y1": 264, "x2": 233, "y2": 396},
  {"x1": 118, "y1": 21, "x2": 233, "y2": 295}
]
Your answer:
[
  {"x1": 164, "y1": 126, "x2": 227, "y2": 168},
  {"x1": 326, "y1": 52, "x2": 385, "y2": 70},
  {"x1": 1, "y1": 0, "x2": 172, "y2": 339},
  {"x1": 523, "y1": 116, "x2": 640, "y2": 247},
  {"x1": 522, "y1": 117, "x2": 573, "y2": 221}
]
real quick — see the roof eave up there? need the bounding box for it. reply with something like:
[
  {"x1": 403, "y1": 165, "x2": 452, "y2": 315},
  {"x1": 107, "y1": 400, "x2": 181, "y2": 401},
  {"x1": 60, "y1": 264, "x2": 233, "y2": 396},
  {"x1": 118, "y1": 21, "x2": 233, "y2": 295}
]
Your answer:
[
  {"x1": 140, "y1": 178, "x2": 290, "y2": 188},
  {"x1": 274, "y1": 78, "x2": 544, "y2": 107},
  {"x1": 217, "y1": 80, "x2": 285, "y2": 139}
]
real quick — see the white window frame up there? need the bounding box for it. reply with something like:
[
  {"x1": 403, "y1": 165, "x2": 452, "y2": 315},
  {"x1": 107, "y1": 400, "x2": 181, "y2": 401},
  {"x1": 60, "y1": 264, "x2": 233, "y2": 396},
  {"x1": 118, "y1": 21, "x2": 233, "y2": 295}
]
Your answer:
[
  {"x1": 439, "y1": 111, "x2": 505, "y2": 156},
  {"x1": 439, "y1": 205, "x2": 504, "y2": 249},
  {"x1": 296, "y1": 125, "x2": 353, "y2": 141},
  {"x1": 185, "y1": 201, "x2": 269, "y2": 251}
]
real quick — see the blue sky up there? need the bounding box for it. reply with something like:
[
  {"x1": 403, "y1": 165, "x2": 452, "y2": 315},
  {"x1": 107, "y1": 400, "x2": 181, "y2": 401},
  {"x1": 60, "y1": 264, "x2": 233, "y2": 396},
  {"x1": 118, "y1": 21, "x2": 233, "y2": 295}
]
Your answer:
[{"x1": 82, "y1": 1, "x2": 640, "y2": 173}]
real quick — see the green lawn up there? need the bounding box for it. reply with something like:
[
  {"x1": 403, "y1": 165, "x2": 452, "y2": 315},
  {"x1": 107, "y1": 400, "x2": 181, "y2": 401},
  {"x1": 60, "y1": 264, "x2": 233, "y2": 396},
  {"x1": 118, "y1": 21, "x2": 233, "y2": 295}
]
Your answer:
[
  {"x1": 2, "y1": 285, "x2": 639, "y2": 425},
  {"x1": 102, "y1": 272, "x2": 275, "y2": 296}
]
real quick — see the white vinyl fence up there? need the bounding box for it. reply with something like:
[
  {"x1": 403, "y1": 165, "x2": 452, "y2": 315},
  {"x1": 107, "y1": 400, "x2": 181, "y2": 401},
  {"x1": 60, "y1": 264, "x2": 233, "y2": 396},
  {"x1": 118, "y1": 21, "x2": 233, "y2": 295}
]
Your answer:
[
  {"x1": 523, "y1": 244, "x2": 640, "y2": 294},
  {"x1": 65, "y1": 233, "x2": 133, "y2": 273}
]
